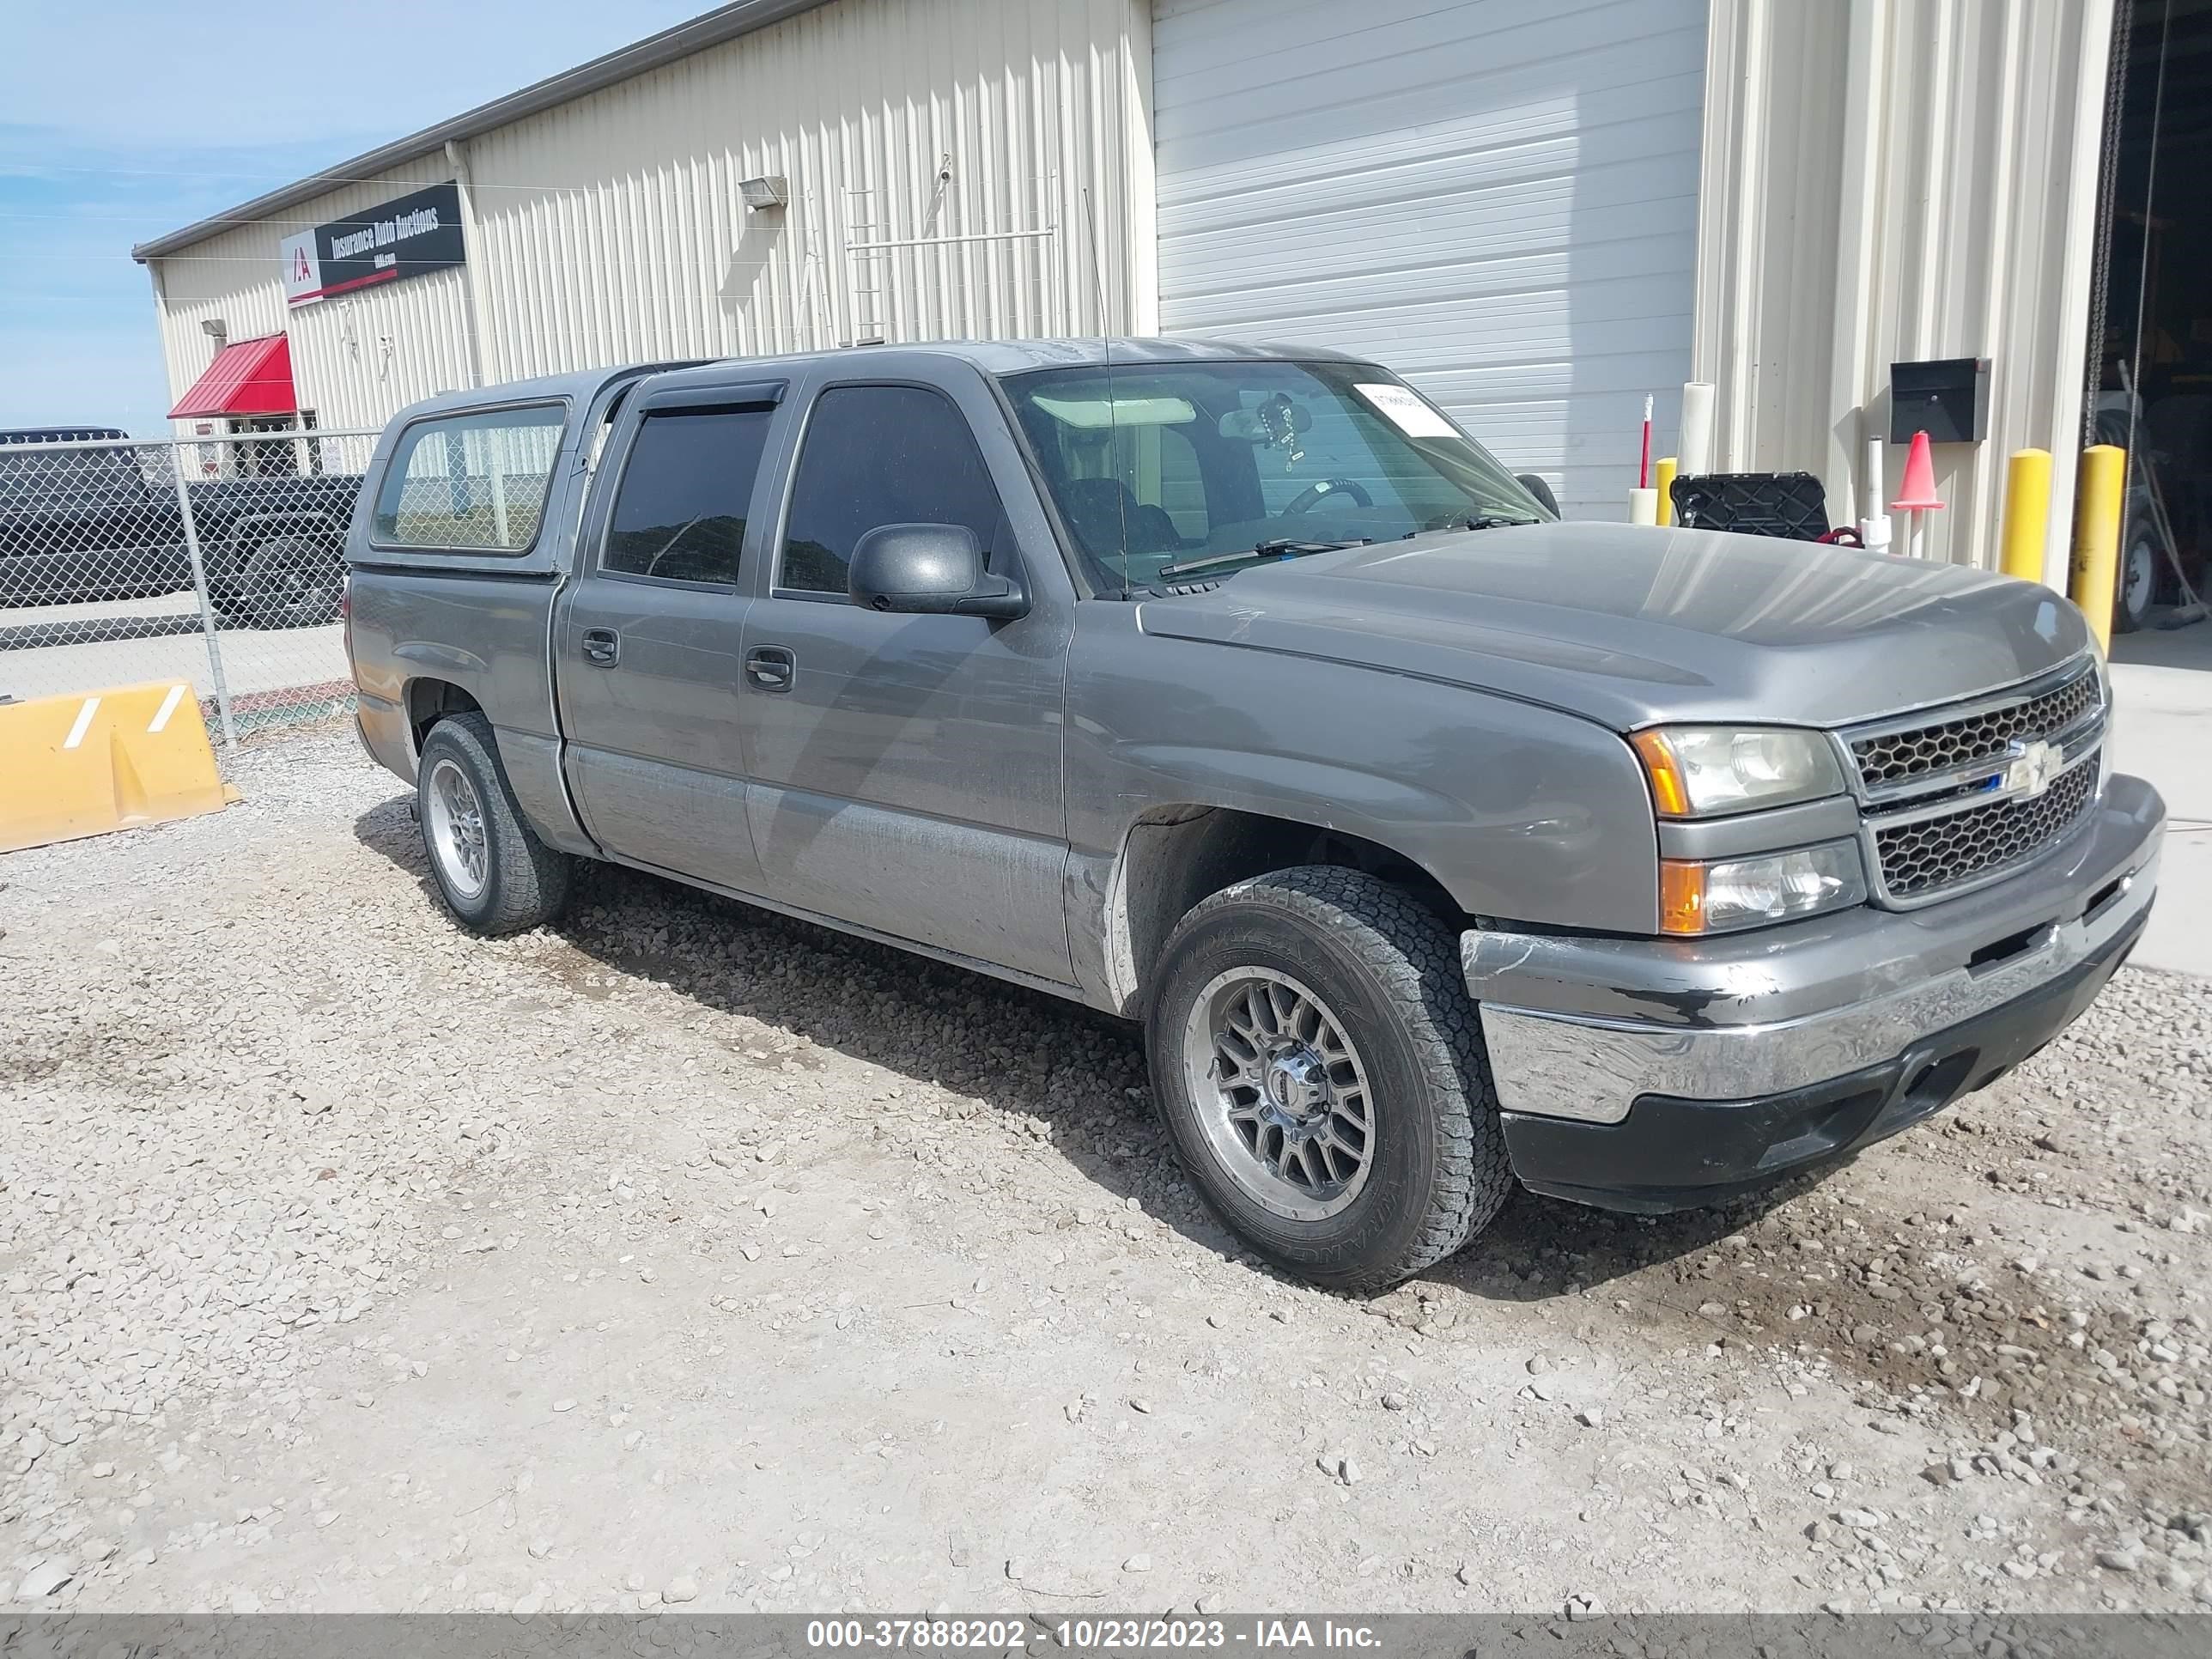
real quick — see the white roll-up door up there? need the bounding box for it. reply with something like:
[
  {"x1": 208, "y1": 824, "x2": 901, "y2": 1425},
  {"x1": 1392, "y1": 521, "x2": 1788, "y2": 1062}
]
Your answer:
[{"x1": 1153, "y1": 0, "x2": 1707, "y2": 520}]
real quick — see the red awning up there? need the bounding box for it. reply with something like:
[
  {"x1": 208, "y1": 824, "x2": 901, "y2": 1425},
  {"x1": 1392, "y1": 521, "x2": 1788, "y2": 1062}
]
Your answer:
[{"x1": 167, "y1": 333, "x2": 295, "y2": 420}]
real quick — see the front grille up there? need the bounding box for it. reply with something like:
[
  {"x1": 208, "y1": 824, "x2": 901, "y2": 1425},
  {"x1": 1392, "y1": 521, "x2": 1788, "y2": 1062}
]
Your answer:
[
  {"x1": 1842, "y1": 658, "x2": 2106, "y2": 905},
  {"x1": 1872, "y1": 758, "x2": 2100, "y2": 897},
  {"x1": 1850, "y1": 665, "x2": 2100, "y2": 787}
]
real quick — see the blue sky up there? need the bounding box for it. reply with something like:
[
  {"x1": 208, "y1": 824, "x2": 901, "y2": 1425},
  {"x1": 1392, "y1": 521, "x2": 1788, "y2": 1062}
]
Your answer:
[{"x1": 0, "y1": 1, "x2": 708, "y2": 434}]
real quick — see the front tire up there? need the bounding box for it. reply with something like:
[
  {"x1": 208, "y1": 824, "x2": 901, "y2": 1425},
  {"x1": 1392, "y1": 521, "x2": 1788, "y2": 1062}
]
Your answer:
[
  {"x1": 1146, "y1": 866, "x2": 1511, "y2": 1292},
  {"x1": 415, "y1": 713, "x2": 572, "y2": 935}
]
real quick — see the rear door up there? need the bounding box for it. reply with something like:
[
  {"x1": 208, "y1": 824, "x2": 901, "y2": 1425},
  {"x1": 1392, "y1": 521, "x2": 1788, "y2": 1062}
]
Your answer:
[
  {"x1": 738, "y1": 366, "x2": 1075, "y2": 985},
  {"x1": 555, "y1": 379, "x2": 787, "y2": 891}
]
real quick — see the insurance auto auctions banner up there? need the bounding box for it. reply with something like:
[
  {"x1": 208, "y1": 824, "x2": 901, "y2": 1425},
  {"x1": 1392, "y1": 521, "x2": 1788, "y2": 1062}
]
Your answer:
[{"x1": 280, "y1": 181, "x2": 465, "y2": 307}]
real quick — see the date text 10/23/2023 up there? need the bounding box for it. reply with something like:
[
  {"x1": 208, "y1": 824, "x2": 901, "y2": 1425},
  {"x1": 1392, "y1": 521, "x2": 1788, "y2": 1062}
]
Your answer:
[{"x1": 803, "y1": 1620, "x2": 1383, "y2": 1651}]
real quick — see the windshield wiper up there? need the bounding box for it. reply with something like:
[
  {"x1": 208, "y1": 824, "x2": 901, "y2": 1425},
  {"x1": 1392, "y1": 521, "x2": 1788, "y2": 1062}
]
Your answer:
[
  {"x1": 1156, "y1": 537, "x2": 1368, "y2": 582},
  {"x1": 1404, "y1": 515, "x2": 1540, "y2": 541}
]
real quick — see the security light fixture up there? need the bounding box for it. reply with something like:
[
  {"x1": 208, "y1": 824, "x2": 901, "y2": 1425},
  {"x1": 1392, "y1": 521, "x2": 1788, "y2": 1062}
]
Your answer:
[
  {"x1": 201, "y1": 319, "x2": 228, "y2": 344},
  {"x1": 738, "y1": 175, "x2": 788, "y2": 211}
]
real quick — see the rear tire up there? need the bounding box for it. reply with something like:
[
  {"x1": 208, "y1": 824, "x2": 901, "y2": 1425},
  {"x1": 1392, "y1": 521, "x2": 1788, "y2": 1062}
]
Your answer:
[
  {"x1": 1145, "y1": 866, "x2": 1510, "y2": 1293},
  {"x1": 415, "y1": 713, "x2": 572, "y2": 935},
  {"x1": 220, "y1": 535, "x2": 344, "y2": 629}
]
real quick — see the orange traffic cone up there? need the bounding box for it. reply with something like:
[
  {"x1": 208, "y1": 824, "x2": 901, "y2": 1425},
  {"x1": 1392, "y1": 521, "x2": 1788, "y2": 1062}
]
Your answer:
[
  {"x1": 1891, "y1": 429, "x2": 1942, "y2": 559},
  {"x1": 1891, "y1": 430, "x2": 1943, "y2": 511}
]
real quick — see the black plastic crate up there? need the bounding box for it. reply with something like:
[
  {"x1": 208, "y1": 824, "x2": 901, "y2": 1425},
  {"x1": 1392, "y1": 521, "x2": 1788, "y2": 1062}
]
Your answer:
[{"x1": 1670, "y1": 471, "x2": 1832, "y2": 540}]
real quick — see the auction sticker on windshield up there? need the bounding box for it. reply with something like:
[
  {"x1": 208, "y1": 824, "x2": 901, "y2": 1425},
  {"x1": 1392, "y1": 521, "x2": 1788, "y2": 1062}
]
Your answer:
[{"x1": 1355, "y1": 383, "x2": 1456, "y2": 438}]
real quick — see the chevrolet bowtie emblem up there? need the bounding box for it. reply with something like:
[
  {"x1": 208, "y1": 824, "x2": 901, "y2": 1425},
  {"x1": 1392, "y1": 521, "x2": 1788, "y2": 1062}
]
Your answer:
[{"x1": 2000, "y1": 738, "x2": 2062, "y2": 798}]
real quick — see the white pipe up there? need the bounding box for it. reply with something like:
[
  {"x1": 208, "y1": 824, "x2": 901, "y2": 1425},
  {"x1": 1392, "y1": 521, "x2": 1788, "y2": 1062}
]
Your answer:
[
  {"x1": 1678, "y1": 381, "x2": 1716, "y2": 477},
  {"x1": 1627, "y1": 488, "x2": 1659, "y2": 526},
  {"x1": 444, "y1": 140, "x2": 491, "y2": 391},
  {"x1": 1860, "y1": 434, "x2": 1891, "y2": 552},
  {"x1": 848, "y1": 228, "x2": 1055, "y2": 251}
]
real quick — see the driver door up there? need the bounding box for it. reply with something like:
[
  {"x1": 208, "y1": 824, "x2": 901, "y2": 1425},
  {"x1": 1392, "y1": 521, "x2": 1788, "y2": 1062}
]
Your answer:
[{"x1": 737, "y1": 367, "x2": 1076, "y2": 984}]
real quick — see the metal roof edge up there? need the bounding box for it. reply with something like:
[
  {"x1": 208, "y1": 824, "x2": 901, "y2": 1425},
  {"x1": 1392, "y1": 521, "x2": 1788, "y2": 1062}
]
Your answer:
[{"x1": 131, "y1": 0, "x2": 835, "y2": 263}]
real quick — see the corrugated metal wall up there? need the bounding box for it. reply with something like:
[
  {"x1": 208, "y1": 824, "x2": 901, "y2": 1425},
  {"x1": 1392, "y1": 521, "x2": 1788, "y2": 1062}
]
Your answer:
[
  {"x1": 1693, "y1": 0, "x2": 2117, "y2": 576},
  {"x1": 465, "y1": 0, "x2": 1153, "y2": 380},
  {"x1": 149, "y1": 0, "x2": 1154, "y2": 433},
  {"x1": 1151, "y1": 0, "x2": 1708, "y2": 521}
]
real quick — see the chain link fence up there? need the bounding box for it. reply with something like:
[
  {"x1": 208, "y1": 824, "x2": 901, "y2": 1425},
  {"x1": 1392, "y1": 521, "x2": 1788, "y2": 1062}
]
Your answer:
[{"x1": 0, "y1": 427, "x2": 376, "y2": 744}]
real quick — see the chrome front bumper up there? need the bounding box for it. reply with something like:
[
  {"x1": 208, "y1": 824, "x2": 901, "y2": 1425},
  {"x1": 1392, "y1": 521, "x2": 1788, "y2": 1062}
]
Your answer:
[{"x1": 1464, "y1": 771, "x2": 2165, "y2": 1126}]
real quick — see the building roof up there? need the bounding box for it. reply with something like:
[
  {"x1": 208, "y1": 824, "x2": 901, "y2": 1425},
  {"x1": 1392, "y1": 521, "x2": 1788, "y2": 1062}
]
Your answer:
[{"x1": 131, "y1": 0, "x2": 834, "y2": 263}]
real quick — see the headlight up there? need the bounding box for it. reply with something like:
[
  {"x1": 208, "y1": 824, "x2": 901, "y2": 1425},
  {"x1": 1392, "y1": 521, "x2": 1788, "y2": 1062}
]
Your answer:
[
  {"x1": 1660, "y1": 840, "x2": 1867, "y2": 934},
  {"x1": 1630, "y1": 725, "x2": 1845, "y2": 817}
]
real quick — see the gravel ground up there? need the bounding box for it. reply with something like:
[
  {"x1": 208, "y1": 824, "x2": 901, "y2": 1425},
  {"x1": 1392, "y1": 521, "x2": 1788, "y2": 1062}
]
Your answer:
[{"x1": 3, "y1": 724, "x2": 2209, "y2": 1616}]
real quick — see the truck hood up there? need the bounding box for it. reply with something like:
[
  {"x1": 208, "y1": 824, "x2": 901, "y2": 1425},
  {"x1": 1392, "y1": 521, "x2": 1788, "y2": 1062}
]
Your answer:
[{"x1": 1135, "y1": 522, "x2": 2091, "y2": 731}]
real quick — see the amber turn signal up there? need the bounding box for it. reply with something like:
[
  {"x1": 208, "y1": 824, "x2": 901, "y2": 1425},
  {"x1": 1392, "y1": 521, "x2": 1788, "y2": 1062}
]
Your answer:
[
  {"x1": 1630, "y1": 730, "x2": 1690, "y2": 817},
  {"x1": 1658, "y1": 859, "x2": 1707, "y2": 934}
]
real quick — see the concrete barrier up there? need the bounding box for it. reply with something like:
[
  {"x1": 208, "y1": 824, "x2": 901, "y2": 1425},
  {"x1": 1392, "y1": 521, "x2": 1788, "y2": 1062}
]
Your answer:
[{"x1": 0, "y1": 680, "x2": 237, "y2": 854}]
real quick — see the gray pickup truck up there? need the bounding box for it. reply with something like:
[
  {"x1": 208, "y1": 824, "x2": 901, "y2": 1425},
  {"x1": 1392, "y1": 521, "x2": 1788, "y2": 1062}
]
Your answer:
[{"x1": 343, "y1": 340, "x2": 2164, "y2": 1291}]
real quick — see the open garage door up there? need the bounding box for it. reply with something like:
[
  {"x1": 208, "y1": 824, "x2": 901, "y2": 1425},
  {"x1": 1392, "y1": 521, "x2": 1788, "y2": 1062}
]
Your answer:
[
  {"x1": 2087, "y1": 0, "x2": 2212, "y2": 633},
  {"x1": 1152, "y1": 0, "x2": 1707, "y2": 520}
]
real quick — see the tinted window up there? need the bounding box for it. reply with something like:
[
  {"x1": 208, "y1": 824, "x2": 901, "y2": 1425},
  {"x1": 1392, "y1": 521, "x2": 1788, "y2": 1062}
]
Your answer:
[
  {"x1": 603, "y1": 408, "x2": 772, "y2": 585},
  {"x1": 780, "y1": 386, "x2": 1004, "y2": 596},
  {"x1": 372, "y1": 404, "x2": 566, "y2": 550}
]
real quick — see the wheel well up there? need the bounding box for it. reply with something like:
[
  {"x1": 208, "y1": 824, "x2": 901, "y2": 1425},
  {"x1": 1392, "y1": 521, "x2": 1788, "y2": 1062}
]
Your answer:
[
  {"x1": 405, "y1": 679, "x2": 483, "y2": 753},
  {"x1": 1103, "y1": 805, "x2": 1463, "y2": 1015}
]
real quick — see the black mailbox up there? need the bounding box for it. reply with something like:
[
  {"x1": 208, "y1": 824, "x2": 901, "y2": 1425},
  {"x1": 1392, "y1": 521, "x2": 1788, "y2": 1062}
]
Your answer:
[{"x1": 1890, "y1": 357, "x2": 1990, "y2": 444}]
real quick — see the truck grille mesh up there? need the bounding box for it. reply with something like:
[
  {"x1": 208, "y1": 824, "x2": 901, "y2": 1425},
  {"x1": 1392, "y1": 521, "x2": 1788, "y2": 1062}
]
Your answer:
[
  {"x1": 1850, "y1": 667, "x2": 2100, "y2": 787},
  {"x1": 1872, "y1": 761, "x2": 2100, "y2": 897}
]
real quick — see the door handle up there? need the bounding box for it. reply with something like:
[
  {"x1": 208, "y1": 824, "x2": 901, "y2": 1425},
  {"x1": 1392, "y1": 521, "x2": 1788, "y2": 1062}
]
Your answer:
[
  {"x1": 744, "y1": 645, "x2": 795, "y2": 691},
  {"x1": 580, "y1": 628, "x2": 619, "y2": 667}
]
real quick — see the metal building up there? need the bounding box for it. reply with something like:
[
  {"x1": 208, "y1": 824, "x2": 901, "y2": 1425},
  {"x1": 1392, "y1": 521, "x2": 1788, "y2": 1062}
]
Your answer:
[
  {"x1": 137, "y1": 0, "x2": 1158, "y2": 435},
  {"x1": 136, "y1": 0, "x2": 2160, "y2": 580}
]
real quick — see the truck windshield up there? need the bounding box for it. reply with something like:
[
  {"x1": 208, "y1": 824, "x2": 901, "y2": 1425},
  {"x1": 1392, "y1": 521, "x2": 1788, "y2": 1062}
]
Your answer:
[{"x1": 1000, "y1": 359, "x2": 1550, "y2": 594}]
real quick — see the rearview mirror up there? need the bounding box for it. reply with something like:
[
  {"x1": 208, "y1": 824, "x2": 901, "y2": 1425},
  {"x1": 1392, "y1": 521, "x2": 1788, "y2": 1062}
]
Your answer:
[
  {"x1": 1218, "y1": 402, "x2": 1316, "y2": 443},
  {"x1": 848, "y1": 523, "x2": 1029, "y2": 620}
]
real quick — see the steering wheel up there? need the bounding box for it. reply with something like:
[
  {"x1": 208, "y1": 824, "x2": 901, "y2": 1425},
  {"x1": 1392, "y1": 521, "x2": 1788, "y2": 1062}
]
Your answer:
[{"x1": 1284, "y1": 478, "x2": 1374, "y2": 515}]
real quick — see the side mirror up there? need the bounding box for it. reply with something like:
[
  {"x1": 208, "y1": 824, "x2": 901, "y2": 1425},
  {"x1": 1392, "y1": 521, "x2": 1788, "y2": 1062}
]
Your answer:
[
  {"x1": 1516, "y1": 473, "x2": 1562, "y2": 518},
  {"x1": 848, "y1": 523, "x2": 1029, "y2": 620}
]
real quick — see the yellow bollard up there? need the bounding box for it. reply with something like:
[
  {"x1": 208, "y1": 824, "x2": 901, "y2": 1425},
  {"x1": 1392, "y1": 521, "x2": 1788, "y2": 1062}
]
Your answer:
[
  {"x1": 1653, "y1": 456, "x2": 1678, "y2": 526},
  {"x1": 2000, "y1": 448, "x2": 2052, "y2": 585},
  {"x1": 2069, "y1": 444, "x2": 2126, "y2": 648}
]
